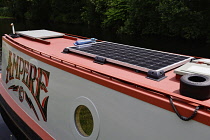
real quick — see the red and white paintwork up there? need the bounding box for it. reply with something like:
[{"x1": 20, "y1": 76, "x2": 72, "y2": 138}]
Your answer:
[{"x1": 1, "y1": 32, "x2": 210, "y2": 140}]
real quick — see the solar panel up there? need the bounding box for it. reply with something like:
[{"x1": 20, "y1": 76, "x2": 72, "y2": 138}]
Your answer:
[{"x1": 68, "y1": 41, "x2": 193, "y2": 72}]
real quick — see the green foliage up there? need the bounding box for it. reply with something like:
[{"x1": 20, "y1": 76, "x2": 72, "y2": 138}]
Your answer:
[
  {"x1": 157, "y1": 0, "x2": 204, "y2": 39},
  {"x1": 10, "y1": 0, "x2": 29, "y2": 19},
  {"x1": 102, "y1": 0, "x2": 129, "y2": 30},
  {"x1": 122, "y1": 0, "x2": 160, "y2": 35},
  {"x1": 0, "y1": 7, "x2": 12, "y2": 17},
  {"x1": 50, "y1": 0, "x2": 85, "y2": 23},
  {"x1": 81, "y1": 0, "x2": 108, "y2": 25},
  {"x1": 24, "y1": 0, "x2": 51, "y2": 21},
  {"x1": 0, "y1": 0, "x2": 209, "y2": 42}
]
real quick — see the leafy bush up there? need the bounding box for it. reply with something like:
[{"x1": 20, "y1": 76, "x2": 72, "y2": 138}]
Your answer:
[
  {"x1": 157, "y1": 0, "x2": 204, "y2": 39},
  {"x1": 103, "y1": 0, "x2": 129, "y2": 29},
  {"x1": 1, "y1": 0, "x2": 209, "y2": 43},
  {"x1": 0, "y1": 7, "x2": 12, "y2": 17}
]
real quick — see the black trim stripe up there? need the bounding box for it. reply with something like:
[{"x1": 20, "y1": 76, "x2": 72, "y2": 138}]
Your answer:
[{"x1": 0, "y1": 94, "x2": 42, "y2": 140}]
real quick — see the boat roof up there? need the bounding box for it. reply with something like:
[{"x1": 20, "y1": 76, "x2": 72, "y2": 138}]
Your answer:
[{"x1": 3, "y1": 30, "x2": 210, "y2": 108}]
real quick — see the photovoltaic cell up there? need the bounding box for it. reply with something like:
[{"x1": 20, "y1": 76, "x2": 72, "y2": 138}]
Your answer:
[{"x1": 68, "y1": 41, "x2": 192, "y2": 72}]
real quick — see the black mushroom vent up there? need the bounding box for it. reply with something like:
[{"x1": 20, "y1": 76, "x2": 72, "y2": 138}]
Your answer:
[{"x1": 180, "y1": 74, "x2": 210, "y2": 100}]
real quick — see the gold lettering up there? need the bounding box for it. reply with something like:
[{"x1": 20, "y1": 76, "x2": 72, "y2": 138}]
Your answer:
[
  {"x1": 17, "y1": 57, "x2": 24, "y2": 80},
  {"x1": 22, "y1": 60, "x2": 29, "y2": 88},
  {"x1": 33, "y1": 68, "x2": 50, "y2": 121},
  {"x1": 6, "y1": 51, "x2": 13, "y2": 83},
  {"x1": 29, "y1": 64, "x2": 37, "y2": 94},
  {"x1": 6, "y1": 51, "x2": 51, "y2": 121},
  {"x1": 12, "y1": 54, "x2": 20, "y2": 79}
]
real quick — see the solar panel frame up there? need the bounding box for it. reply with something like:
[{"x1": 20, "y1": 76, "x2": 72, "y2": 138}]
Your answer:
[{"x1": 68, "y1": 41, "x2": 193, "y2": 72}]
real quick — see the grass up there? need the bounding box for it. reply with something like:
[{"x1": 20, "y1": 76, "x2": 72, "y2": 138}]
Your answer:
[{"x1": 0, "y1": 16, "x2": 14, "y2": 19}]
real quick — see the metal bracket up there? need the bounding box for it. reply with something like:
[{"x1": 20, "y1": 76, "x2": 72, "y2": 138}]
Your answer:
[
  {"x1": 62, "y1": 48, "x2": 70, "y2": 53},
  {"x1": 9, "y1": 34, "x2": 20, "y2": 38},
  {"x1": 94, "y1": 56, "x2": 106, "y2": 65},
  {"x1": 146, "y1": 70, "x2": 167, "y2": 81}
]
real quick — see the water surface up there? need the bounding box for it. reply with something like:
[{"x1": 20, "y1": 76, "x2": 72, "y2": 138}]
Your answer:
[{"x1": 0, "y1": 112, "x2": 16, "y2": 140}]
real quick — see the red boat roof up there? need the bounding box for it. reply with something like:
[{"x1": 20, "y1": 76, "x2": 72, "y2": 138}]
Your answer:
[{"x1": 7, "y1": 35, "x2": 180, "y2": 92}]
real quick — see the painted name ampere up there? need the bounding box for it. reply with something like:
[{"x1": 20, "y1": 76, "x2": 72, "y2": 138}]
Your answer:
[{"x1": 5, "y1": 50, "x2": 50, "y2": 122}]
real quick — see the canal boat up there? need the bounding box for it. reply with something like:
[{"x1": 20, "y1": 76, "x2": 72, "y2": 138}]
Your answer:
[{"x1": 1, "y1": 28, "x2": 210, "y2": 140}]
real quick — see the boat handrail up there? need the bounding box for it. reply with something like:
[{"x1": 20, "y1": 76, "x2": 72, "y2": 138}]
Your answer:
[{"x1": 63, "y1": 35, "x2": 78, "y2": 40}]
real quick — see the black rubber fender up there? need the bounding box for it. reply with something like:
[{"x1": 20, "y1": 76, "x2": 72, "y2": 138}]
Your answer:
[{"x1": 180, "y1": 74, "x2": 210, "y2": 100}]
